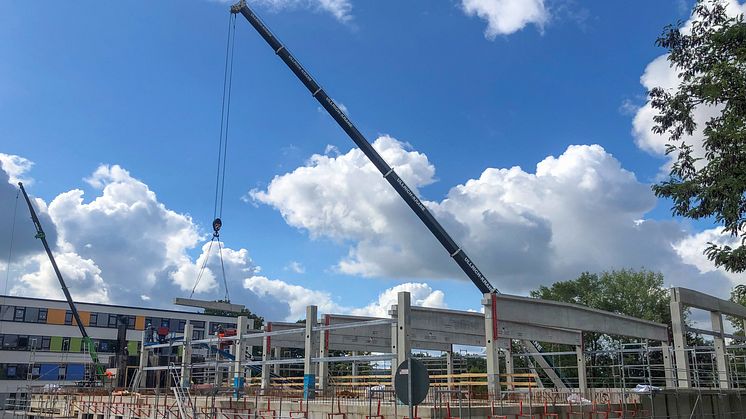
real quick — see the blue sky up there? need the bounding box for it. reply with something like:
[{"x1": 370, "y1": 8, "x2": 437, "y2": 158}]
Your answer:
[{"x1": 1, "y1": 0, "x2": 742, "y2": 321}]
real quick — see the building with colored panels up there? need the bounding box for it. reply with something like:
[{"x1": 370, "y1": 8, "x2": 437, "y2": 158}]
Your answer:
[{"x1": 0, "y1": 294, "x2": 238, "y2": 408}]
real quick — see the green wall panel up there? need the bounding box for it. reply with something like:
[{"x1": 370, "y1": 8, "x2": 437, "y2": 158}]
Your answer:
[
  {"x1": 128, "y1": 340, "x2": 138, "y2": 355},
  {"x1": 50, "y1": 336, "x2": 63, "y2": 352},
  {"x1": 70, "y1": 337, "x2": 82, "y2": 352}
]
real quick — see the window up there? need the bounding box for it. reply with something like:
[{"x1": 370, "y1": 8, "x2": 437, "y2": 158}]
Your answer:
[
  {"x1": 178, "y1": 320, "x2": 186, "y2": 333},
  {"x1": 14, "y1": 307, "x2": 25, "y2": 322},
  {"x1": 89, "y1": 313, "x2": 98, "y2": 325},
  {"x1": 3, "y1": 334, "x2": 18, "y2": 350},
  {"x1": 58, "y1": 365, "x2": 67, "y2": 380},
  {"x1": 37, "y1": 309, "x2": 47, "y2": 323},
  {"x1": 64, "y1": 311, "x2": 73, "y2": 325},
  {"x1": 17, "y1": 336, "x2": 28, "y2": 350},
  {"x1": 160, "y1": 319, "x2": 170, "y2": 328},
  {"x1": 192, "y1": 329, "x2": 204, "y2": 340},
  {"x1": 108, "y1": 315, "x2": 119, "y2": 328},
  {"x1": 7, "y1": 365, "x2": 17, "y2": 378},
  {"x1": 41, "y1": 337, "x2": 51, "y2": 350},
  {"x1": 127, "y1": 316, "x2": 136, "y2": 329},
  {"x1": 61, "y1": 337, "x2": 71, "y2": 352},
  {"x1": 191, "y1": 320, "x2": 205, "y2": 329}
]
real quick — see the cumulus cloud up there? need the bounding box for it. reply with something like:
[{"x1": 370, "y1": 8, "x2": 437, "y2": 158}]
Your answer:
[
  {"x1": 350, "y1": 282, "x2": 446, "y2": 318},
  {"x1": 0, "y1": 156, "x2": 58, "y2": 270},
  {"x1": 0, "y1": 153, "x2": 34, "y2": 185},
  {"x1": 252, "y1": 137, "x2": 737, "y2": 297},
  {"x1": 460, "y1": 0, "x2": 548, "y2": 38},
  {"x1": 3, "y1": 158, "x2": 452, "y2": 322},
  {"x1": 631, "y1": 0, "x2": 746, "y2": 167},
  {"x1": 12, "y1": 252, "x2": 109, "y2": 303},
  {"x1": 243, "y1": 276, "x2": 447, "y2": 321}
]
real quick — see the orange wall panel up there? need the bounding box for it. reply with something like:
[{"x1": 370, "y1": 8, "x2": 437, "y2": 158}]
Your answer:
[
  {"x1": 76, "y1": 311, "x2": 90, "y2": 327},
  {"x1": 135, "y1": 316, "x2": 145, "y2": 331},
  {"x1": 47, "y1": 309, "x2": 66, "y2": 325}
]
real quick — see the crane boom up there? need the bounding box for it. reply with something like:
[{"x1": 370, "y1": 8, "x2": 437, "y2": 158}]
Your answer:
[
  {"x1": 230, "y1": 1, "x2": 496, "y2": 295},
  {"x1": 18, "y1": 182, "x2": 104, "y2": 380}
]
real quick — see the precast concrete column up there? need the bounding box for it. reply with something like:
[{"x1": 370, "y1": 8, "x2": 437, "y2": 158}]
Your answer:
[
  {"x1": 304, "y1": 305, "x2": 319, "y2": 400},
  {"x1": 482, "y1": 293, "x2": 501, "y2": 398},
  {"x1": 575, "y1": 344, "x2": 588, "y2": 396},
  {"x1": 180, "y1": 322, "x2": 193, "y2": 387},
  {"x1": 273, "y1": 347, "x2": 281, "y2": 376},
  {"x1": 661, "y1": 344, "x2": 676, "y2": 388},
  {"x1": 390, "y1": 320, "x2": 398, "y2": 387},
  {"x1": 318, "y1": 316, "x2": 329, "y2": 392},
  {"x1": 138, "y1": 330, "x2": 148, "y2": 389},
  {"x1": 261, "y1": 324, "x2": 271, "y2": 390},
  {"x1": 711, "y1": 311, "x2": 730, "y2": 388},
  {"x1": 234, "y1": 316, "x2": 248, "y2": 386},
  {"x1": 502, "y1": 340, "x2": 514, "y2": 390},
  {"x1": 352, "y1": 351, "x2": 359, "y2": 384},
  {"x1": 446, "y1": 347, "x2": 454, "y2": 389},
  {"x1": 670, "y1": 296, "x2": 691, "y2": 387},
  {"x1": 396, "y1": 292, "x2": 412, "y2": 364}
]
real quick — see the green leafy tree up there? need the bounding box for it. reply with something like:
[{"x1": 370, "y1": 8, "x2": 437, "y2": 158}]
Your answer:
[
  {"x1": 650, "y1": 0, "x2": 746, "y2": 272},
  {"x1": 531, "y1": 269, "x2": 673, "y2": 387}
]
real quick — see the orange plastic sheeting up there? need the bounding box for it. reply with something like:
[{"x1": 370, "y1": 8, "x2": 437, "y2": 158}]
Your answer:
[
  {"x1": 135, "y1": 316, "x2": 145, "y2": 330},
  {"x1": 47, "y1": 309, "x2": 66, "y2": 325}
]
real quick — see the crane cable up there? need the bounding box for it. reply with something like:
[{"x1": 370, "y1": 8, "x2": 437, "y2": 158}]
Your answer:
[
  {"x1": 191, "y1": 12, "x2": 237, "y2": 302},
  {"x1": 1, "y1": 190, "x2": 20, "y2": 337}
]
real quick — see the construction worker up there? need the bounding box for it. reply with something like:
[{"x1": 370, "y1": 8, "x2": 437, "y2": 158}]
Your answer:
[{"x1": 145, "y1": 322, "x2": 155, "y2": 343}]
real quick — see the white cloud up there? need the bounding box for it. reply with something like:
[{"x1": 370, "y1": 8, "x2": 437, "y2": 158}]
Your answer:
[
  {"x1": 673, "y1": 227, "x2": 742, "y2": 283},
  {"x1": 460, "y1": 0, "x2": 548, "y2": 38},
  {"x1": 0, "y1": 153, "x2": 34, "y2": 185},
  {"x1": 12, "y1": 252, "x2": 109, "y2": 303},
  {"x1": 252, "y1": 137, "x2": 737, "y2": 297},
  {"x1": 350, "y1": 282, "x2": 446, "y2": 318},
  {"x1": 251, "y1": 0, "x2": 353, "y2": 23},
  {"x1": 244, "y1": 275, "x2": 341, "y2": 321},
  {"x1": 285, "y1": 260, "x2": 306, "y2": 274},
  {"x1": 632, "y1": 1, "x2": 746, "y2": 168}
]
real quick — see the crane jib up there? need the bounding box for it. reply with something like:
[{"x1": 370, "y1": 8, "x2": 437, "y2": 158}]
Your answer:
[{"x1": 232, "y1": 1, "x2": 496, "y2": 295}]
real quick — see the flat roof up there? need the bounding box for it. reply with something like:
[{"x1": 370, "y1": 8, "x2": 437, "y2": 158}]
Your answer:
[{"x1": 0, "y1": 294, "x2": 237, "y2": 319}]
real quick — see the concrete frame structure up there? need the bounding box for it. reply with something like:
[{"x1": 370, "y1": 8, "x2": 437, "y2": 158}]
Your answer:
[
  {"x1": 139, "y1": 290, "x2": 672, "y2": 401},
  {"x1": 669, "y1": 287, "x2": 746, "y2": 389}
]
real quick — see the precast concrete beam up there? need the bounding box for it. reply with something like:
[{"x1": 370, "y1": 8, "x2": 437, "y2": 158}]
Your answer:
[
  {"x1": 486, "y1": 294, "x2": 669, "y2": 341},
  {"x1": 173, "y1": 298, "x2": 245, "y2": 313},
  {"x1": 672, "y1": 287, "x2": 746, "y2": 319}
]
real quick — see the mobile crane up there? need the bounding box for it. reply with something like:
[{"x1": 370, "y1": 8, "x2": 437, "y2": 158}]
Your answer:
[
  {"x1": 228, "y1": 2, "x2": 570, "y2": 388},
  {"x1": 18, "y1": 182, "x2": 106, "y2": 384},
  {"x1": 229, "y1": 0, "x2": 494, "y2": 296}
]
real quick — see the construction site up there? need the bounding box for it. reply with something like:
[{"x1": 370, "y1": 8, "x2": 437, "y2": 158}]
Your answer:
[{"x1": 3, "y1": 1, "x2": 746, "y2": 418}]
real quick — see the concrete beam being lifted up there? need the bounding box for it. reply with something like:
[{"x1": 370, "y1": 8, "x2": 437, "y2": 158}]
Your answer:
[{"x1": 173, "y1": 298, "x2": 245, "y2": 313}]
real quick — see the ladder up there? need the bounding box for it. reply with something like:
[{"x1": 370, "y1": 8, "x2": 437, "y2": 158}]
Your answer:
[
  {"x1": 170, "y1": 363, "x2": 198, "y2": 419},
  {"x1": 130, "y1": 369, "x2": 142, "y2": 393}
]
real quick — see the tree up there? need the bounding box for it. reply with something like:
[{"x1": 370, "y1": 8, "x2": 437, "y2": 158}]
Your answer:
[
  {"x1": 650, "y1": 0, "x2": 746, "y2": 272},
  {"x1": 531, "y1": 269, "x2": 671, "y2": 350}
]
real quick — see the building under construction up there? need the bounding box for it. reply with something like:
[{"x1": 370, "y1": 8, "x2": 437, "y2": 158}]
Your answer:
[
  {"x1": 5, "y1": 286, "x2": 746, "y2": 418},
  {"x1": 4, "y1": 1, "x2": 746, "y2": 418}
]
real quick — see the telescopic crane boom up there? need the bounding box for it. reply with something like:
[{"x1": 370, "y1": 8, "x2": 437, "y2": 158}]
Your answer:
[
  {"x1": 18, "y1": 182, "x2": 105, "y2": 381},
  {"x1": 230, "y1": 0, "x2": 496, "y2": 295}
]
